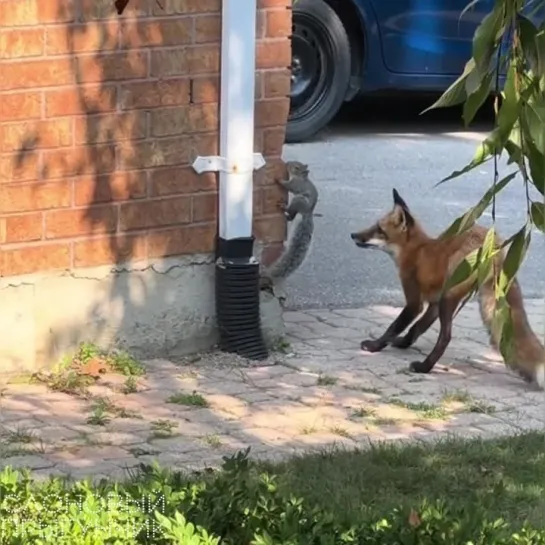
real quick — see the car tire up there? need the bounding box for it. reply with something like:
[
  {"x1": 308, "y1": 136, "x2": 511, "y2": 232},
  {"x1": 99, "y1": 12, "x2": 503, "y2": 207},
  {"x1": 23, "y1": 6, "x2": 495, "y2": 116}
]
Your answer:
[{"x1": 286, "y1": 0, "x2": 352, "y2": 143}]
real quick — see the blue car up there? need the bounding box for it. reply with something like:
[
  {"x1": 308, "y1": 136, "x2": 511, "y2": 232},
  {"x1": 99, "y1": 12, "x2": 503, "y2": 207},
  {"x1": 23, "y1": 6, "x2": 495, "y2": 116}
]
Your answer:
[{"x1": 288, "y1": 0, "x2": 497, "y2": 142}]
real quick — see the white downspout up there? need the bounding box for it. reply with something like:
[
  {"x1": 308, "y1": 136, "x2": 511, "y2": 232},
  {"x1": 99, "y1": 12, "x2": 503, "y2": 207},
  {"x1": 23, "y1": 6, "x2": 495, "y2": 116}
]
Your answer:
[
  {"x1": 192, "y1": 0, "x2": 268, "y2": 360},
  {"x1": 193, "y1": 0, "x2": 265, "y2": 238}
]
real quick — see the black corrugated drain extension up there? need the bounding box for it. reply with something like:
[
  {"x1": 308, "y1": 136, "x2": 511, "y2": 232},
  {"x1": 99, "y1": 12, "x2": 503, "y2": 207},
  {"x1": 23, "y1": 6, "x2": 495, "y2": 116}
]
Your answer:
[{"x1": 215, "y1": 236, "x2": 269, "y2": 360}]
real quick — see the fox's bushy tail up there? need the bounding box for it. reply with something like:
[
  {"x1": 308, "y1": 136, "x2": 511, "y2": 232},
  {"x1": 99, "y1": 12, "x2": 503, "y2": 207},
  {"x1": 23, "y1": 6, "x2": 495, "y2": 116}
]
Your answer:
[{"x1": 478, "y1": 277, "x2": 545, "y2": 389}]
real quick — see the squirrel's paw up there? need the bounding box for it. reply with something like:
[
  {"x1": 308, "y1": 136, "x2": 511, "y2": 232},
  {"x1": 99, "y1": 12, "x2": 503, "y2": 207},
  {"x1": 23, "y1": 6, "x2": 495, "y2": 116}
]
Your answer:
[{"x1": 259, "y1": 276, "x2": 274, "y2": 292}]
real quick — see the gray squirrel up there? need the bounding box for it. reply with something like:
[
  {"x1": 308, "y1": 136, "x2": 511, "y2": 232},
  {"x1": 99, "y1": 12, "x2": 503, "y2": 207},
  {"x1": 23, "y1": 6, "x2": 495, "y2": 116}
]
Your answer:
[{"x1": 260, "y1": 160, "x2": 319, "y2": 292}]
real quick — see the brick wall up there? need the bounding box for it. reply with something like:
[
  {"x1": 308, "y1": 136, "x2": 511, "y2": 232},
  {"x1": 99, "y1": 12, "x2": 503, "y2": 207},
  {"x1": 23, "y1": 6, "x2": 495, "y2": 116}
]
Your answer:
[{"x1": 0, "y1": 0, "x2": 291, "y2": 278}]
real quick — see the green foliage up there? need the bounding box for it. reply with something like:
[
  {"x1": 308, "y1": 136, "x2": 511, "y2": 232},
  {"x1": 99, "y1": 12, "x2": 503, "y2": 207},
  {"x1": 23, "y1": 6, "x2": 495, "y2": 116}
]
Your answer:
[
  {"x1": 427, "y1": 0, "x2": 545, "y2": 364},
  {"x1": 1, "y1": 446, "x2": 545, "y2": 544}
]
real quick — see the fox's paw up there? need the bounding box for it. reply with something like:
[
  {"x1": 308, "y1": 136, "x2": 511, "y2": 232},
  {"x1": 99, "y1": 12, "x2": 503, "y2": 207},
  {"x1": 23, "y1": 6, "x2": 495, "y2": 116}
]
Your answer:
[
  {"x1": 409, "y1": 360, "x2": 432, "y2": 374},
  {"x1": 360, "y1": 339, "x2": 385, "y2": 353},
  {"x1": 391, "y1": 335, "x2": 412, "y2": 349}
]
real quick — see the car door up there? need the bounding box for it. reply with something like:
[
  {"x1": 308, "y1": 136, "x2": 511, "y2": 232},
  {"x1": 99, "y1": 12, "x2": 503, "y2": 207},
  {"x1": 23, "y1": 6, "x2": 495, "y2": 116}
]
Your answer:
[{"x1": 370, "y1": 0, "x2": 495, "y2": 75}]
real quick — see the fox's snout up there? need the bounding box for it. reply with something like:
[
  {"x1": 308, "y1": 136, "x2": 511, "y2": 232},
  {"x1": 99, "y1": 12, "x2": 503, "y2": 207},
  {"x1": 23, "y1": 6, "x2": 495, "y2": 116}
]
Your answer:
[{"x1": 350, "y1": 233, "x2": 359, "y2": 241}]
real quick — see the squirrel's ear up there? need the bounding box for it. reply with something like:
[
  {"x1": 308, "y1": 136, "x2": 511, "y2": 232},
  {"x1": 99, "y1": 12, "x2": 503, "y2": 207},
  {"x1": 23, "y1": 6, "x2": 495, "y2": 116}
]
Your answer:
[{"x1": 392, "y1": 188, "x2": 414, "y2": 228}]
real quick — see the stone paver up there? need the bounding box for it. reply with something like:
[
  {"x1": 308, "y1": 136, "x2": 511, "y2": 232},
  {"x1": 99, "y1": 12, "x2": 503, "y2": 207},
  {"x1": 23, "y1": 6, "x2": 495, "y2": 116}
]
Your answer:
[{"x1": 0, "y1": 299, "x2": 544, "y2": 481}]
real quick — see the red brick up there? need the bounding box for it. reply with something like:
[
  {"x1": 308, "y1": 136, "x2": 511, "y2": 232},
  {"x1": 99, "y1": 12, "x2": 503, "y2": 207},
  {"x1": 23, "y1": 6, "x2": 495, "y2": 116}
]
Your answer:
[
  {"x1": 0, "y1": 92, "x2": 42, "y2": 122},
  {"x1": 150, "y1": 167, "x2": 217, "y2": 197},
  {"x1": 254, "y1": 127, "x2": 265, "y2": 151},
  {"x1": 264, "y1": 69, "x2": 291, "y2": 98},
  {"x1": 1, "y1": 58, "x2": 73, "y2": 91},
  {"x1": 152, "y1": 0, "x2": 220, "y2": 15},
  {"x1": 121, "y1": 18, "x2": 193, "y2": 48},
  {"x1": 46, "y1": 85, "x2": 117, "y2": 117},
  {"x1": 258, "y1": 0, "x2": 291, "y2": 7},
  {"x1": 0, "y1": 28, "x2": 45, "y2": 59},
  {"x1": 254, "y1": 158, "x2": 286, "y2": 186},
  {"x1": 256, "y1": 11, "x2": 266, "y2": 38},
  {"x1": 261, "y1": 241, "x2": 284, "y2": 267},
  {"x1": 0, "y1": 119, "x2": 72, "y2": 152},
  {"x1": 262, "y1": 183, "x2": 285, "y2": 215},
  {"x1": 147, "y1": 223, "x2": 216, "y2": 257},
  {"x1": 74, "y1": 234, "x2": 147, "y2": 268},
  {"x1": 265, "y1": 8, "x2": 292, "y2": 37},
  {"x1": 191, "y1": 77, "x2": 219, "y2": 103},
  {"x1": 0, "y1": 0, "x2": 75, "y2": 26},
  {"x1": 45, "y1": 205, "x2": 118, "y2": 239},
  {"x1": 256, "y1": 98, "x2": 290, "y2": 128},
  {"x1": 46, "y1": 22, "x2": 119, "y2": 55},
  {"x1": 80, "y1": 0, "x2": 148, "y2": 20},
  {"x1": 42, "y1": 144, "x2": 116, "y2": 179},
  {"x1": 254, "y1": 214, "x2": 286, "y2": 242},
  {"x1": 150, "y1": 46, "x2": 220, "y2": 77},
  {"x1": 0, "y1": 152, "x2": 39, "y2": 182},
  {"x1": 195, "y1": 14, "x2": 220, "y2": 44},
  {"x1": 74, "y1": 171, "x2": 147, "y2": 206},
  {"x1": 1, "y1": 182, "x2": 71, "y2": 214},
  {"x1": 120, "y1": 78, "x2": 190, "y2": 110},
  {"x1": 2, "y1": 243, "x2": 71, "y2": 276},
  {"x1": 4, "y1": 213, "x2": 43, "y2": 243},
  {"x1": 253, "y1": 189, "x2": 263, "y2": 216},
  {"x1": 118, "y1": 134, "x2": 217, "y2": 170},
  {"x1": 77, "y1": 52, "x2": 148, "y2": 83},
  {"x1": 256, "y1": 40, "x2": 291, "y2": 69},
  {"x1": 74, "y1": 111, "x2": 147, "y2": 145},
  {"x1": 120, "y1": 197, "x2": 191, "y2": 231},
  {"x1": 263, "y1": 127, "x2": 286, "y2": 156},
  {"x1": 150, "y1": 104, "x2": 218, "y2": 137},
  {"x1": 192, "y1": 193, "x2": 217, "y2": 222}
]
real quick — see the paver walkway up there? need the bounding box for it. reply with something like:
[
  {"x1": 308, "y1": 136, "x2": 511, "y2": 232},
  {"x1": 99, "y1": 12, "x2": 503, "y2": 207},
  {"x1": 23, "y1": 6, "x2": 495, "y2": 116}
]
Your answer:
[{"x1": 1, "y1": 299, "x2": 544, "y2": 481}]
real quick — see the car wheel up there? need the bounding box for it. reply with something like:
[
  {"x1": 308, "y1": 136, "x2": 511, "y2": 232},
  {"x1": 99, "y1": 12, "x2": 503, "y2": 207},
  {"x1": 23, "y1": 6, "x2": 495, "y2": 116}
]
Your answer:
[{"x1": 286, "y1": 0, "x2": 352, "y2": 143}]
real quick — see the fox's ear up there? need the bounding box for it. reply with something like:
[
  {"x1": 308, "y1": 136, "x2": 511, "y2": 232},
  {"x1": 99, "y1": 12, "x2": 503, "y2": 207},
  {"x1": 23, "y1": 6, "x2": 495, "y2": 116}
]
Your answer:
[
  {"x1": 392, "y1": 188, "x2": 409, "y2": 210},
  {"x1": 392, "y1": 188, "x2": 414, "y2": 228}
]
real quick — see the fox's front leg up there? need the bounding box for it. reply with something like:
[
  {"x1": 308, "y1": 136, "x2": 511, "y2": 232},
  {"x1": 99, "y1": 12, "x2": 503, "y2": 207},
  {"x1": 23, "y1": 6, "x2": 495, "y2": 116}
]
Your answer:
[
  {"x1": 391, "y1": 303, "x2": 439, "y2": 349},
  {"x1": 409, "y1": 298, "x2": 457, "y2": 373},
  {"x1": 360, "y1": 301, "x2": 423, "y2": 353}
]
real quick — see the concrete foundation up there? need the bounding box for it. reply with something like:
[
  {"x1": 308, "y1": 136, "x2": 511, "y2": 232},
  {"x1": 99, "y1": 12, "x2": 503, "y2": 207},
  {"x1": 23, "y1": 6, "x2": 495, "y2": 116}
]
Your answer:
[{"x1": 0, "y1": 254, "x2": 285, "y2": 374}]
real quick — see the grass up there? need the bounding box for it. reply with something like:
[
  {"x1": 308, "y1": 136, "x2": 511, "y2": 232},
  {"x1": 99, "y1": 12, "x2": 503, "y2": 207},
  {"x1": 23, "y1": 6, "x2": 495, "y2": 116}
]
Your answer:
[
  {"x1": 258, "y1": 431, "x2": 545, "y2": 529},
  {"x1": 441, "y1": 389, "x2": 473, "y2": 404},
  {"x1": 316, "y1": 374, "x2": 337, "y2": 386},
  {"x1": 389, "y1": 398, "x2": 448, "y2": 419},
  {"x1": 351, "y1": 406, "x2": 377, "y2": 418},
  {"x1": 467, "y1": 400, "x2": 497, "y2": 414},
  {"x1": 34, "y1": 343, "x2": 145, "y2": 396},
  {"x1": 149, "y1": 419, "x2": 178, "y2": 439},
  {"x1": 166, "y1": 391, "x2": 209, "y2": 407},
  {"x1": 122, "y1": 375, "x2": 138, "y2": 394}
]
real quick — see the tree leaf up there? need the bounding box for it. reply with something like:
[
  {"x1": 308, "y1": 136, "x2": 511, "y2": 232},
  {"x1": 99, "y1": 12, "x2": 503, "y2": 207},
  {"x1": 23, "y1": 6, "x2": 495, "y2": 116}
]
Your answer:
[
  {"x1": 422, "y1": 59, "x2": 476, "y2": 113},
  {"x1": 477, "y1": 227, "x2": 498, "y2": 286},
  {"x1": 493, "y1": 296, "x2": 516, "y2": 364},
  {"x1": 524, "y1": 137, "x2": 545, "y2": 195},
  {"x1": 524, "y1": 98, "x2": 545, "y2": 156},
  {"x1": 472, "y1": 6, "x2": 505, "y2": 75},
  {"x1": 535, "y1": 27, "x2": 545, "y2": 76},
  {"x1": 443, "y1": 248, "x2": 481, "y2": 295},
  {"x1": 463, "y1": 72, "x2": 493, "y2": 127},
  {"x1": 440, "y1": 171, "x2": 518, "y2": 238},
  {"x1": 496, "y1": 64, "x2": 521, "y2": 138},
  {"x1": 517, "y1": 14, "x2": 539, "y2": 71},
  {"x1": 497, "y1": 224, "x2": 531, "y2": 297},
  {"x1": 530, "y1": 201, "x2": 545, "y2": 232}
]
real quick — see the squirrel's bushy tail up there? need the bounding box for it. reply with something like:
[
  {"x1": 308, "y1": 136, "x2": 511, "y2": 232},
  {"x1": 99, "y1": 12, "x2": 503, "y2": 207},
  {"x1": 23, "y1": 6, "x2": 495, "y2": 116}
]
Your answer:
[
  {"x1": 477, "y1": 276, "x2": 545, "y2": 389},
  {"x1": 267, "y1": 215, "x2": 314, "y2": 280}
]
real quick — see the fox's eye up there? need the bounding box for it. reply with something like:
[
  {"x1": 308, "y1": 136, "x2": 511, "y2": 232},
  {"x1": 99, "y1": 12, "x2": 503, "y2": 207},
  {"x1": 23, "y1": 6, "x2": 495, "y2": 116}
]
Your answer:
[{"x1": 376, "y1": 225, "x2": 386, "y2": 238}]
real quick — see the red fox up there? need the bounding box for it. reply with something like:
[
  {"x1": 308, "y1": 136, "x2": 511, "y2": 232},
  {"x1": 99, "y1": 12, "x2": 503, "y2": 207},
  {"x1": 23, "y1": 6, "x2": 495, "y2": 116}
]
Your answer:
[{"x1": 350, "y1": 188, "x2": 545, "y2": 389}]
